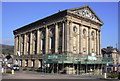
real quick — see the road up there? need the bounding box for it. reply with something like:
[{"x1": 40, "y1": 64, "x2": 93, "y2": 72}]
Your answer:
[
  {"x1": 2, "y1": 71, "x2": 119, "y2": 81},
  {"x1": 2, "y1": 71, "x2": 103, "y2": 79}
]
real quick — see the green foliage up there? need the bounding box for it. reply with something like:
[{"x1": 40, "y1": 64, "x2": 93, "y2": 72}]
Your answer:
[
  {"x1": 23, "y1": 68, "x2": 27, "y2": 71},
  {"x1": 108, "y1": 73, "x2": 118, "y2": 78},
  {"x1": 118, "y1": 73, "x2": 120, "y2": 79},
  {"x1": 6, "y1": 70, "x2": 11, "y2": 73},
  {"x1": 1, "y1": 44, "x2": 14, "y2": 55}
]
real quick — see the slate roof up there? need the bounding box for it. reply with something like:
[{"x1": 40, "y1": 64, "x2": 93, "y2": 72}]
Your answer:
[{"x1": 102, "y1": 46, "x2": 119, "y2": 54}]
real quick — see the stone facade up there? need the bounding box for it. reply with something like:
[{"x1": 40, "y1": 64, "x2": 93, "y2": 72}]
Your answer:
[{"x1": 13, "y1": 6, "x2": 105, "y2": 74}]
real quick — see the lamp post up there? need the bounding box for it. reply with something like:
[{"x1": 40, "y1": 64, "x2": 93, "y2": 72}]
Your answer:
[
  {"x1": 106, "y1": 63, "x2": 109, "y2": 75},
  {"x1": 104, "y1": 63, "x2": 109, "y2": 79},
  {"x1": 85, "y1": 56, "x2": 88, "y2": 74}
]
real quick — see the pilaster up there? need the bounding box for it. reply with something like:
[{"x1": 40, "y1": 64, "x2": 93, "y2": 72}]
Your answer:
[
  {"x1": 64, "y1": 20, "x2": 70, "y2": 53},
  {"x1": 69, "y1": 21, "x2": 72, "y2": 54},
  {"x1": 99, "y1": 31, "x2": 101, "y2": 56},
  {"x1": 88, "y1": 27, "x2": 91, "y2": 55},
  {"x1": 80, "y1": 25, "x2": 83, "y2": 54},
  {"x1": 96, "y1": 30, "x2": 98, "y2": 55}
]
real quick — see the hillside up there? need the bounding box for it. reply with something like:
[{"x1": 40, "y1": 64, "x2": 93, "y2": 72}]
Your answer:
[{"x1": 0, "y1": 44, "x2": 14, "y2": 55}]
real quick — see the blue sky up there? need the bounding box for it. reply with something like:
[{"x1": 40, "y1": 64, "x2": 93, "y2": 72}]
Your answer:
[{"x1": 2, "y1": 2, "x2": 118, "y2": 48}]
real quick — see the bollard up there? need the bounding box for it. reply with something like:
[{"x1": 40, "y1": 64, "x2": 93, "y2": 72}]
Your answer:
[
  {"x1": 103, "y1": 73, "x2": 107, "y2": 79},
  {"x1": 12, "y1": 70, "x2": 14, "y2": 74}
]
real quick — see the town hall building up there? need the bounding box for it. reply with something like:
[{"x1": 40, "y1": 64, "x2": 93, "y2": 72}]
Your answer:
[{"x1": 13, "y1": 5, "x2": 113, "y2": 74}]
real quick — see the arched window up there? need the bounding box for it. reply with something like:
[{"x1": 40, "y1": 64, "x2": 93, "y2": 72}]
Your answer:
[
  {"x1": 73, "y1": 26, "x2": 77, "y2": 33},
  {"x1": 83, "y1": 29, "x2": 86, "y2": 39},
  {"x1": 83, "y1": 29, "x2": 86, "y2": 35}
]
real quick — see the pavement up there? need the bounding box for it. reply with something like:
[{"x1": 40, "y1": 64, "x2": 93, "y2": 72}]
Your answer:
[{"x1": 1, "y1": 71, "x2": 120, "y2": 81}]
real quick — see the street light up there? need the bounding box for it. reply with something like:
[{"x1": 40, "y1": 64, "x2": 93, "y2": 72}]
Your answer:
[{"x1": 106, "y1": 63, "x2": 109, "y2": 74}]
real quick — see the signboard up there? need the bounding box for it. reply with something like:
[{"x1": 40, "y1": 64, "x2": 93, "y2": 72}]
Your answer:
[
  {"x1": 45, "y1": 55, "x2": 58, "y2": 59},
  {"x1": 88, "y1": 56, "x2": 97, "y2": 60}
]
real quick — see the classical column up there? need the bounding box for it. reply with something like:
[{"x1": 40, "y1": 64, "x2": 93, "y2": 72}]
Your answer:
[
  {"x1": 26, "y1": 34, "x2": 28, "y2": 54},
  {"x1": 86, "y1": 28, "x2": 88, "y2": 55},
  {"x1": 20, "y1": 35, "x2": 22, "y2": 55},
  {"x1": 69, "y1": 21, "x2": 72, "y2": 54},
  {"x1": 45, "y1": 27, "x2": 49, "y2": 54},
  {"x1": 37, "y1": 29, "x2": 40, "y2": 54},
  {"x1": 64, "y1": 20, "x2": 70, "y2": 53},
  {"x1": 18, "y1": 35, "x2": 21, "y2": 55},
  {"x1": 24, "y1": 34, "x2": 27, "y2": 55},
  {"x1": 20, "y1": 35, "x2": 24, "y2": 55},
  {"x1": 33, "y1": 32, "x2": 35, "y2": 54},
  {"x1": 16, "y1": 36, "x2": 19, "y2": 51},
  {"x1": 55, "y1": 23, "x2": 58, "y2": 53},
  {"x1": 96, "y1": 30, "x2": 98, "y2": 55},
  {"x1": 62, "y1": 22, "x2": 65, "y2": 52},
  {"x1": 14, "y1": 36, "x2": 17, "y2": 55},
  {"x1": 79, "y1": 25, "x2": 82, "y2": 54},
  {"x1": 39, "y1": 32, "x2": 42, "y2": 54},
  {"x1": 30, "y1": 32, "x2": 33, "y2": 55}
]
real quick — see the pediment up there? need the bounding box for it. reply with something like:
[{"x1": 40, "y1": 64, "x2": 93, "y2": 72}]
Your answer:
[{"x1": 68, "y1": 6, "x2": 103, "y2": 25}]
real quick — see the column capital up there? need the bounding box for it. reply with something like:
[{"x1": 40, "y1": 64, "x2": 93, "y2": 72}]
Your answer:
[{"x1": 53, "y1": 22, "x2": 58, "y2": 25}]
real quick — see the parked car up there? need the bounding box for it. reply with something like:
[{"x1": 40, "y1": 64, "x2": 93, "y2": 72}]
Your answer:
[{"x1": 11, "y1": 65, "x2": 19, "y2": 71}]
